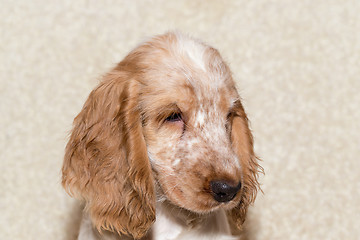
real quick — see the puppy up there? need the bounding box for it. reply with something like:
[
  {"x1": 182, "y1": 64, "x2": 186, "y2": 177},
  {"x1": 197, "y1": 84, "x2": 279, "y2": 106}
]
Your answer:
[{"x1": 62, "y1": 32, "x2": 262, "y2": 240}]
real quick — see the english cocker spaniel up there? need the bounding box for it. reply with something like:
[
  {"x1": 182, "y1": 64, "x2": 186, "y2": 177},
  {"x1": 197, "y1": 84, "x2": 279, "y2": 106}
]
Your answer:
[{"x1": 62, "y1": 32, "x2": 262, "y2": 240}]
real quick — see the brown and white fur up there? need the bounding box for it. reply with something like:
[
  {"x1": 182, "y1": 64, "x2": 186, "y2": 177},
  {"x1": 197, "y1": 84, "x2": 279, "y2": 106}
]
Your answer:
[{"x1": 62, "y1": 32, "x2": 262, "y2": 240}]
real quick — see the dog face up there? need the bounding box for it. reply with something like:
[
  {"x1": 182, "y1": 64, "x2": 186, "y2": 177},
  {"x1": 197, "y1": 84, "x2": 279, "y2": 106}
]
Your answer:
[
  {"x1": 62, "y1": 32, "x2": 261, "y2": 239},
  {"x1": 138, "y1": 40, "x2": 243, "y2": 213}
]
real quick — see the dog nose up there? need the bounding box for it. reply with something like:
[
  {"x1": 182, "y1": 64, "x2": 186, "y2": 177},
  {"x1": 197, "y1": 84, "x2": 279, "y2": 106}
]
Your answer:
[{"x1": 210, "y1": 180, "x2": 242, "y2": 202}]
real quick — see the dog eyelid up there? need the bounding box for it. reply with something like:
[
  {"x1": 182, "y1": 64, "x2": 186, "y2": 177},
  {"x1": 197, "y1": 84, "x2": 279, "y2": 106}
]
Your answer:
[{"x1": 165, "y1": 112, "x2": 183, "y2": 122}]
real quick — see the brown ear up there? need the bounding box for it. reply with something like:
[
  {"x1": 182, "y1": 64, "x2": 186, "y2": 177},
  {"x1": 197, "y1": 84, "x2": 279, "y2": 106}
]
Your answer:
[
  {"x1": 227, "y1": 100, "x2": 262, "y2": 231},
  {"x1": 62, "y1": 71, "x2": 155, "y2": 239}
]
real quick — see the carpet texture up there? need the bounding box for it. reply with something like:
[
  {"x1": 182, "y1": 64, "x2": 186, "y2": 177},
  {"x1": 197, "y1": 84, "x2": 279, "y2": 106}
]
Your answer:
[{"x1": 1, "y1": 1, "x2": 359, "y2": 239}]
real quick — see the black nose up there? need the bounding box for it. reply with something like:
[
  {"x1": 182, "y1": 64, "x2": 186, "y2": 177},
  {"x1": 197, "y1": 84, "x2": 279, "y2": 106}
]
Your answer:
[{"x1": 210, "y1": 180, "x2": 242, "y2": 203}]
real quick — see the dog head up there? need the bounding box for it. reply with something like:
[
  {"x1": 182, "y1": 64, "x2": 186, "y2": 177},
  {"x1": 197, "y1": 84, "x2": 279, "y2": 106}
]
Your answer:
[{"x1": 62, "y1": 32, "x2": 262, "y2": 239}]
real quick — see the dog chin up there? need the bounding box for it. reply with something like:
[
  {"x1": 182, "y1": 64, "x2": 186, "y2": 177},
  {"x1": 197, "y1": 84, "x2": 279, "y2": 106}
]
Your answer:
[{"x1": 174, "y1": 198, "x2": 238, "y2": 215}]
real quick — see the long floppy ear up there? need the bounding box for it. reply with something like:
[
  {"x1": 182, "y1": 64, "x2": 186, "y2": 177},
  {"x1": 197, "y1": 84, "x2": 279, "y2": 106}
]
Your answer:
[
  {"x1": 62, "y1": 71, "x2": 155, "y2": 239},
  {"x1": 227, "y1": 99, "x2": 263, "y2": 231}
]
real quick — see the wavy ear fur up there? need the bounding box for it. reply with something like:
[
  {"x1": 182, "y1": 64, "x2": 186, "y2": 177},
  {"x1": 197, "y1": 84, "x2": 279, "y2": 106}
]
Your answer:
[
  {"x1": 227, "y1": 100, "x2": 263, "y2": 231},
  {"x1": 62, "y1": 71, "x2": 155, "y2": 239}
]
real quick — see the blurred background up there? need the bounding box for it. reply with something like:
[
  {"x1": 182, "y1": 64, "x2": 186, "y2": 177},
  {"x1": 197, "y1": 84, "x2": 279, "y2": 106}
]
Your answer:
[{"x1": 1, "y1": 0, "x2": 359, "y2": 239}]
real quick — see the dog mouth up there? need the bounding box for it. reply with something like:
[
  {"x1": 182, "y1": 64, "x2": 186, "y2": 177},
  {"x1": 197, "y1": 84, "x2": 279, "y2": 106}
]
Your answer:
[
  {"x1": 155, "y1": 169, "x2": 243, "y2": 213},
  {"x1": 190, "y1": 191, "x2": 241, "y2": 214},
  {"x1": 167, "y1": 184, "x2": 242, "y2": 214}
]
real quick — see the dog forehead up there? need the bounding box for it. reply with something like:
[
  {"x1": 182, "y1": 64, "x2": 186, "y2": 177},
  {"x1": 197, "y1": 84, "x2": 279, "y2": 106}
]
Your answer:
[
  {"x1": 169, "y1": 36, "x2": 234, "y2": 98},
  {"x1": 140, "y1": 32, "x2": 230, "y2": 88},
  {"x1": 138, "y1": 33, "x2": 238, "y2": 114},
  {"x1": 174, "y1": 33, "x2": 208, "y2": 72},
  {"x1": 172, "y1": 33, "x2": 230, "y2": 89}
]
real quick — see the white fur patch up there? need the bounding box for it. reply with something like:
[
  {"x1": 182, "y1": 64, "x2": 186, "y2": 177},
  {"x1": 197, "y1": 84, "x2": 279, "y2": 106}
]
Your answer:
[
  {"x1": 195, "y1": 110, "x2": 206, "y2": 127},
  {"x1": 172, "y1": 158, "x2": 181, "y2": 167},
  {"x1": 176, "y1": 34, "x2": 207, "y2": 72}
]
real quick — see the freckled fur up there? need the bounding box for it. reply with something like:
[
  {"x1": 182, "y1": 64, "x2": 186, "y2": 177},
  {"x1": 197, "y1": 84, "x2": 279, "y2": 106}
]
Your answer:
[{"x1": 62, "y1": 32, "x2": 263, "y2": 240}]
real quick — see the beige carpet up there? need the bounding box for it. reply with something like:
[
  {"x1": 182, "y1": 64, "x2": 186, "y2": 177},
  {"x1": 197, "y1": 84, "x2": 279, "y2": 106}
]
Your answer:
[{"x1": 1, "y1": 1, "x2": 359, "y2": 239}]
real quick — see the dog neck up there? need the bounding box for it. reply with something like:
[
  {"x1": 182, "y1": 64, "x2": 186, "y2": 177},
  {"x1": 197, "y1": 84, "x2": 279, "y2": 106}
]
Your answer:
[
  {"x1": 150, "y1": 200, "x2": 236, "y2": 240},
  {"x1": 78, "y1": 200, "x2": 236, "y2": 240}
]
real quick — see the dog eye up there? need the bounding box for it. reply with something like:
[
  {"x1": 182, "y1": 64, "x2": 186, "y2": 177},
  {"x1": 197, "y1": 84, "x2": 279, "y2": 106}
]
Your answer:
[{"x1": 165, "y1": 112, "x2": 182, "y2": 122}]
